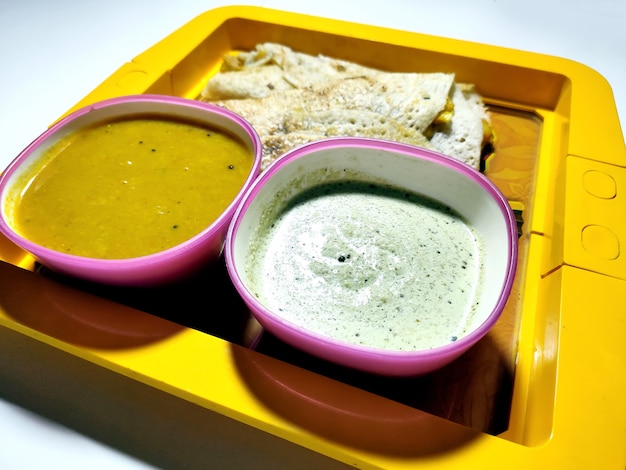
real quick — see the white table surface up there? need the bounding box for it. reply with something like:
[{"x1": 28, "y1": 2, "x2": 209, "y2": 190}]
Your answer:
[{"x1": 1, "y1": 1, "x2": 625, "y2": 468}]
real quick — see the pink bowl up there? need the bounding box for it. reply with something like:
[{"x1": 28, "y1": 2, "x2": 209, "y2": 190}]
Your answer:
[
  {"x1": 225, "y1": 138, "x2": 518, "y2": 376},
  {"x1": 0, "y1": 95, "x2": 262, "y2": 286}
]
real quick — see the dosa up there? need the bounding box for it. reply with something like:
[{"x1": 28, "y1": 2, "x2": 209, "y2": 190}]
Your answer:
[{"x1": 200, "y1": 43, "x2": 492, "y2": 170}]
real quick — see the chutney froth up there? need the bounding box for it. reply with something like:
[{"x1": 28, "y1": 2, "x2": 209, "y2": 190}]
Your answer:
[{"x1": 246, "y1": 180, "x2": 486, "y2": 351}]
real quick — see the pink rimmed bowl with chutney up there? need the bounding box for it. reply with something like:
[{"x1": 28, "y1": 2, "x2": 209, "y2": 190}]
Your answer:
[
  {"x1": 0, "y1": 95, "x2": 262, "y2": 286},
  {"x1": 225, "y1": 137, "x2": 518, "y2": 376}
]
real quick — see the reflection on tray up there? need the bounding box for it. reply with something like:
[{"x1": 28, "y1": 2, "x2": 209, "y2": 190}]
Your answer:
[
  {"x1": 232, "y1": 342, "x2": 482, "y2": 455},
  {"x1": 0, "y1": 260, "x2": 183, "y2": 348},
  {"x1": 250, "y1": 327, "x2": 514, "y2": 436},
  {"x1": 0, "y1": 258, "x2": 252, "y2": 349},
  {"x1": 24, "y1": 253, "x2": 517, "y2": 435},
  {"x1": 32, "y1": 258, "x2": 253, "y2": 347}
]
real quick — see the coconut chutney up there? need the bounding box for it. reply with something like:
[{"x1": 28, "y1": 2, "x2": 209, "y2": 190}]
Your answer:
[{"x1": 246, "y1": 180, "x2": 486, "y2": 351}]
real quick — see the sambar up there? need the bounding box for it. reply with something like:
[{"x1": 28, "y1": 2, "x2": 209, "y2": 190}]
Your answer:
[
  {"x1": 11, "y1": 115, "x2": 253, "y2": 259},
  {"x1": 0, "y1": 95, "x2": 262, "y2": 286}
]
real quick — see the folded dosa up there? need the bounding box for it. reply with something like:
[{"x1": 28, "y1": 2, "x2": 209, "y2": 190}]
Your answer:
[
  {"x1": 202, "y1": 42, "x2": 378, "y2": 99},
  {"x1": 200, "y1": 43, "x2": 491, "y2": 170}
]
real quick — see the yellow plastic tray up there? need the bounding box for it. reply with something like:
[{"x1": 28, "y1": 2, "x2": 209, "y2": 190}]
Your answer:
[{"x1": 1, "y1": 6, "x2": 625, "y2": 469}]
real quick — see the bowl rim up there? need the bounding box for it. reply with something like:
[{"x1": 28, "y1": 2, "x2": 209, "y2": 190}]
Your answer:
[
  {"x1": 0, "y1": 94, "x2": 263, "y2": 269},
  {"x1": 225, "y1": 136, "x2": 519, "y2": 360}
]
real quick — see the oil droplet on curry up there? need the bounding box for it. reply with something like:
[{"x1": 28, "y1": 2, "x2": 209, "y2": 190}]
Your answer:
[{"x1": 13, "y1": 116, "x2": 253, "y2": 259}]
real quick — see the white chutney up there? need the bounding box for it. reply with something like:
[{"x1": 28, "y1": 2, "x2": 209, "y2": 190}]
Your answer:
[{"x1": 245, "y1": 180, "x2": 485, "y2": 351}]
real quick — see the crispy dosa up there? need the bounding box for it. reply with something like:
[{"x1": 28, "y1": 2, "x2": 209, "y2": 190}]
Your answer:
[{"x1": 200, "y1": 43, "x2": 492, "y2": 170}]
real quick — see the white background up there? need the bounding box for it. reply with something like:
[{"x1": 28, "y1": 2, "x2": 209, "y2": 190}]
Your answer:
[{"x1": 1, "y1": 1, "x2": 625, "y2": 468}]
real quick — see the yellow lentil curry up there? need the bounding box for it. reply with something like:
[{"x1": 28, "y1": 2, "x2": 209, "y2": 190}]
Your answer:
[{"x1": 12, "y1": 115, "x2": 253, "y2": 259}]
